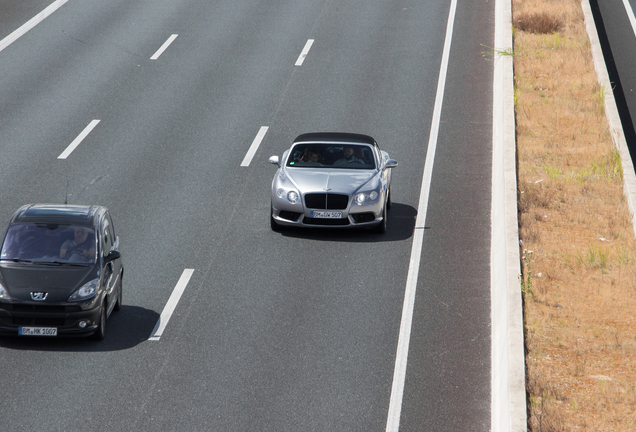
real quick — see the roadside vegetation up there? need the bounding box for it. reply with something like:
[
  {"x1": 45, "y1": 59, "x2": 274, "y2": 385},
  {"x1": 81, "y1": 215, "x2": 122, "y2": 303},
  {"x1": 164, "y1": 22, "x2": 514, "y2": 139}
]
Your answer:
[{"x1": 512, "y1": 0, "x2": 636, "y2": 430}]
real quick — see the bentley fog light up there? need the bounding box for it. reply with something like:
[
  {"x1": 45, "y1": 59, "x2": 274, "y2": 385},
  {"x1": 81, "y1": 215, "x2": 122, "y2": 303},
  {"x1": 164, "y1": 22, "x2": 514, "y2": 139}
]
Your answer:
[
  {"x1": 78, "y1": 320, "x2": 88, "y2": 328},
  {"x1": 369, "y1": 191, "x2": 379, "y2": 200},
  {"x1": 287, "y1": 191, "x2": 299, "y2": 204}
]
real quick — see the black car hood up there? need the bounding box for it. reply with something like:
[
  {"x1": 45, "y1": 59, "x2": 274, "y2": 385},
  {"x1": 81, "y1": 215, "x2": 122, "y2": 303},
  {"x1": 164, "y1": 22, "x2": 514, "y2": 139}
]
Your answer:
[{"x1": 0, "y1": 263, "x2": 98, "y2": 302}]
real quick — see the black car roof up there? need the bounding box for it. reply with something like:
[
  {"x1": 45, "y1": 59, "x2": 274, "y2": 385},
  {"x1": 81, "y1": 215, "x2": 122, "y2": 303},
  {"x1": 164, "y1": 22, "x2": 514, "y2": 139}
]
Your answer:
[
  {"x1": 10, "y1": 204, "x2": 103, "y2": 226},
  {"x1": 293, "y1": 132, "x2": 376, "y2": 146}
]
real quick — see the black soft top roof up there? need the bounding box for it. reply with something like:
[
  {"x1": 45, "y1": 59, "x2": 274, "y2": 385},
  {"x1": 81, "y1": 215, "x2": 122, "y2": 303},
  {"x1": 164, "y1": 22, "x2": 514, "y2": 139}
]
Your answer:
[{"x1": 293, "y1": 132, "x2": 376, "y2": 146}]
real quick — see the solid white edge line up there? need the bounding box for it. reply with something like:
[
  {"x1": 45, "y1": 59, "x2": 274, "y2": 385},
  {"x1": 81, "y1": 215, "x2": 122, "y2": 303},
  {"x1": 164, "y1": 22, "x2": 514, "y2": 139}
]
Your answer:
[
  {"x1": 58, "y1": 119, "x2": 100, "y2": 159},
  {"x1": 241, "y1": 126, "x2": 269, "y2": 167},
  {"x1": 150, "y1": 34, "x2": 178, "y2": 60},
  {"x1": 295, "y1": 39, "x2": 314, "y2": 66},
  {"x1": 0, "y1": 0, "x2": 68, "y2": 54},
  {"x1": 149, "y1": 269, "x2": 195, "y2": 341},
  {"x1": 492, "y1": 0, "x2": 526, "y2": 429},
  {"x1": 384, "y1": 1, "x2": 457, "y2": 430},
  {"x1": 621, "y1": 0, "x2": 636, "y2": 39}
]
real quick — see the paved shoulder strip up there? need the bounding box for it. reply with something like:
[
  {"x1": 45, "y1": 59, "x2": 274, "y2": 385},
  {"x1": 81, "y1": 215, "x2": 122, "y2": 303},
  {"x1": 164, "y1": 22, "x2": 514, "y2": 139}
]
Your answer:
[
  {"x1": 621, "y1": 0, "x2": 636, "y2": 38},
  {"x1": 385, "y1": 1, "x2": 457, "y2": 430}
]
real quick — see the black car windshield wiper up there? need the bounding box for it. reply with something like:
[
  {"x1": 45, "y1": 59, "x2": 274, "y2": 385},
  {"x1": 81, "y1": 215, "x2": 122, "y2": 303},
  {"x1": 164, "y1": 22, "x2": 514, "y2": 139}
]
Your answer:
[
  {"x1": 34, "y1": 261, "x2": 90, "y2": 267},
  {"x1": 1, "y1": 258, "x2": 33, "y2": 264}
]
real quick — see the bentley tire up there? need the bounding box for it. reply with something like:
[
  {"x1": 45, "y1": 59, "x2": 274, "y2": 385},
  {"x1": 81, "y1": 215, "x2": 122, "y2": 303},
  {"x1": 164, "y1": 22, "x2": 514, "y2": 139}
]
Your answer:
[{"x1": 374, "y1": 205, "x2": 387, "y2": 234}]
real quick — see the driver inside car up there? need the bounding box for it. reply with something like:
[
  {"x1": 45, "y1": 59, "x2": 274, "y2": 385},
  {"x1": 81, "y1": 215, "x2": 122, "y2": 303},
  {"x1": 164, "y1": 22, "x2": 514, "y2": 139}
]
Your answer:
[
  {"x1": 60, "y1": 226, "x2": 95, "y2": 261},
  {"x1": 334, "y1": 146, "x2": 363, "y2": 165}
]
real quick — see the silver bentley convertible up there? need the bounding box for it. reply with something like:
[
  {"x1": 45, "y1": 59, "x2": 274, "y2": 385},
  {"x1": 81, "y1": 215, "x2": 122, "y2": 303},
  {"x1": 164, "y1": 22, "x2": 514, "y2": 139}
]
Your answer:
[{"x1": 269, "y1": 132, "x2": 398, "y2": 233}]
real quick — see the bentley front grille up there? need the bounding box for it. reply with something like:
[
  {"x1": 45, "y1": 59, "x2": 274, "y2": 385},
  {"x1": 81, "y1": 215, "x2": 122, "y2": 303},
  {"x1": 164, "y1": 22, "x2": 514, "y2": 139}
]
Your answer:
[{"x1": 304, "y1": 193, "x2": 349, "y2": 210}]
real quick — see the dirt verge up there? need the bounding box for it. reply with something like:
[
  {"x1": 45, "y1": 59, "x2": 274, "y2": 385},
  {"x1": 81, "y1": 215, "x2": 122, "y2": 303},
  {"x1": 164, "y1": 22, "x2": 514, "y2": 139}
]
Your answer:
[{"x1": 513, "y1": 0, "x2": 636, "y2": 430}]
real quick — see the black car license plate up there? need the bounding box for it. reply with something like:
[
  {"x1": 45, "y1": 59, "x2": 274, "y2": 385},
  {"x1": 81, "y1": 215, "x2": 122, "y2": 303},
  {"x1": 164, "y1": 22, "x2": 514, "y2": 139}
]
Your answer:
[{"x1": 19, "y1": 327, "x2": 57, "y2": 336}]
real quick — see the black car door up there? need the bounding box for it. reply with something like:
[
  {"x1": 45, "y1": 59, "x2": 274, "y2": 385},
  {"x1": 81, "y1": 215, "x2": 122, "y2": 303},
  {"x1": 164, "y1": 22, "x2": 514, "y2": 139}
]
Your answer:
[{"x1": 100, "y1": 215, "x2": 117, "y2": 315}]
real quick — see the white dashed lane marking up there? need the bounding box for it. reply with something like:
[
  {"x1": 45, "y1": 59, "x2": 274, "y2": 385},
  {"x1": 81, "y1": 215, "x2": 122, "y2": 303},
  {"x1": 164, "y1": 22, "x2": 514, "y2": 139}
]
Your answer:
[
  {"x1": 151, "y1": 34, "x2": 178, "y2": 60},
  {"x1": 241, "y1": 126, "x2": 269, "y2": 167},
  {"x1": 148, "y1": 269, "x2": 195, "y2": 341},
  {"x1": 58, "y1": 119, "x2": 100, "y2": 160},
  {"x1": 295, "y1": 39, "x2": 314, "y2": 66},
  {"x1": 0, "y1": 0, "x2": 68, "y2": 54}
]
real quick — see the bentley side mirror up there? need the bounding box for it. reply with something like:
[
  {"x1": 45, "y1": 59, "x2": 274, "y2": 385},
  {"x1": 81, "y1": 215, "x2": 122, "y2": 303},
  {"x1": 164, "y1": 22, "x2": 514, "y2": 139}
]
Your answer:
[
  {"x1": 385, "y1": 159, "x2": 398, "y2": 169},
  {"x1": 269, "y1": 156, "x2": 280, "y2": 167}
]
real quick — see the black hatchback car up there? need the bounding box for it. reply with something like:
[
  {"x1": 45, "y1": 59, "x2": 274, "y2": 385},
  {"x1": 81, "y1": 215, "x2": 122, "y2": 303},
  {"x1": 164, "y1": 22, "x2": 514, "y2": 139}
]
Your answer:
[{"x1": 0, "y1": 204, "x2": 123, "y2": 340}]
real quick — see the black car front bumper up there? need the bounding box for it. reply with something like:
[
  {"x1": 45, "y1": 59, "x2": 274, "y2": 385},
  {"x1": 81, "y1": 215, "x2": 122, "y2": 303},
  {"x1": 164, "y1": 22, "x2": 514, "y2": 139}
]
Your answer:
[{"x1": 0, "y1": 301, "x2": 101, "y2": 337}]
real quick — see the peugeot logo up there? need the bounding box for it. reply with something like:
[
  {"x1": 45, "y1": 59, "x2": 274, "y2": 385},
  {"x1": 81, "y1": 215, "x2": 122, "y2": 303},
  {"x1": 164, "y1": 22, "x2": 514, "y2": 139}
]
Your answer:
[{"x1": 30, "y1": 292, "x2": 48, "y2": 301}]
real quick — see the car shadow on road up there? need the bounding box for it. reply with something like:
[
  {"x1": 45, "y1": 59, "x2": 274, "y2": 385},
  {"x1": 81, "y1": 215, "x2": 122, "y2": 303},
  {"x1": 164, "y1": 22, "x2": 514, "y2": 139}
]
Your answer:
[
  {"x1": 278, "y1": 202, "x2": 418, "y2": 242},
  {"x1": 0, "y1": 305, "x2": 159, "y2": 352}
]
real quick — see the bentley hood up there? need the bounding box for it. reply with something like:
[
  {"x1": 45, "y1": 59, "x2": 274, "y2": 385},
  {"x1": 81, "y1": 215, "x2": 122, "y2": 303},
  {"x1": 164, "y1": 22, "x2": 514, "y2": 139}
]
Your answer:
[{"x1": 285, "y1": 168, "x2": 376, "y2": 194}]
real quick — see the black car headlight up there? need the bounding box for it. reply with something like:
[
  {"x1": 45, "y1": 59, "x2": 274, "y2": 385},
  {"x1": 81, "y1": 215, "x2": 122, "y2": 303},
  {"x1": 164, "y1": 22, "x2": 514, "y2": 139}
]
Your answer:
[
  {"x1": 0, "y1": 281, "x2": 10, "y2": 300},
  {"x1": 68, "y1": 278, "x2": 99, "y2": 302}
]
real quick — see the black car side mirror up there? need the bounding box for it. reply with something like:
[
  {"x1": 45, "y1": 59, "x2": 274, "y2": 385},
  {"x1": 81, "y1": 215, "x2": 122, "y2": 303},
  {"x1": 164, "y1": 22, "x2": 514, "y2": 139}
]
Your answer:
[{"x1": 104, "y1": 250, "x2": 121, "y2": 263}]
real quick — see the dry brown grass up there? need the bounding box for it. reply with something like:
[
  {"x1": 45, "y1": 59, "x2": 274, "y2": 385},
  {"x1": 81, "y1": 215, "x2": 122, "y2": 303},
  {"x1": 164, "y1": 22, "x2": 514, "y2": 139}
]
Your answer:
[
  {"x1": 512, "y1": 0, "x2": 636, "y2": 430},
  {"x1": 514, "y1": 12, "x2": 565, "y2": 34}
]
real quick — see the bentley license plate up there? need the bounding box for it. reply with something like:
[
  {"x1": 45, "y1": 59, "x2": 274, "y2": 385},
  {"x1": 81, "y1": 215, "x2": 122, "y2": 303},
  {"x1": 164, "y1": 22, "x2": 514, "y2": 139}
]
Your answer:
[
  {"x1": 19, "y1": 327, "x2": 57, "y2": 336},
  {"x1": 311, "y1": 211, "x2": 342, "y2": 219}
]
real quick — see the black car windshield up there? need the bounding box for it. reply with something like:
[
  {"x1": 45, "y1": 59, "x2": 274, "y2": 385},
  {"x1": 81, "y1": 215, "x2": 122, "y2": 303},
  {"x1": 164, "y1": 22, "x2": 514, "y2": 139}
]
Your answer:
[
  {"x1": 286, "y1": 144, "x2": 376, "y2": 169},
  {"x1": 0, "y1": 223, "x2": 97, "y2": 265}
]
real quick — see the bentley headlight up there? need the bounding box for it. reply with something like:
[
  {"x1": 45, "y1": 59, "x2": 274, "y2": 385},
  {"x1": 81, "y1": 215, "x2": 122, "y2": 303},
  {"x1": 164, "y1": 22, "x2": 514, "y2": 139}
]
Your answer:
[
  {"x1": 68, "y1": 278, "x2": 99, "y2": 301},
  {"x1": 0, "y1": 281, "x2": 10, "y2": 300},
  {"x1": 355, "y1": 191, "x2": 379, "y2": 205},
  {"x1": 355, "y1": 193, "x2": 366, "y2": 205},
  {"x1": 277, "y1": 188, "x2": 299, "y2": 204},
  {"x1": 287, "y1": 191, "x2": 299, "y2": 204}
]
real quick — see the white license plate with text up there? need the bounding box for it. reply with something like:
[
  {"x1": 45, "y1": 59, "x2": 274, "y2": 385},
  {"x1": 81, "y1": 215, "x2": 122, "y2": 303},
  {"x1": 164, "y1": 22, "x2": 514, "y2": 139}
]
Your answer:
[
  {"x1": 19, "y1": 327, "x2": 57, "y2": 336},
  {"x1": 311, "y1": 211, "x2": 342, "y2": 219}
]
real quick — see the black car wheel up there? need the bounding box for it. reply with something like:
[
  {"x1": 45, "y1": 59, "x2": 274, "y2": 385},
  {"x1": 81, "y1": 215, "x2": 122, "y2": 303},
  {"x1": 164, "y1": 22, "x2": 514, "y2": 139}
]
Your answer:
[
  {"x1": 92, "y1": 303, "x2": 106, "y2": 340},
  {"x1": 114, "y1": 273, "x2": 122, "y2": 312},
  {"x1": 387, "y1": 188, "x2": 392, "y2": 210}
]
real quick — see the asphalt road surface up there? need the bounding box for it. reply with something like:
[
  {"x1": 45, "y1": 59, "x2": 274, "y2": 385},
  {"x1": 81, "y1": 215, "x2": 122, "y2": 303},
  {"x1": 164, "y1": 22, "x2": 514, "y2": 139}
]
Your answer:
[
  {"x1": 0, "y1": 0, "x2": 495, "y2": 430},
  {"x1": 591, "y1": 0, "x2": 636, "y2": 158}
]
